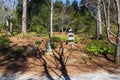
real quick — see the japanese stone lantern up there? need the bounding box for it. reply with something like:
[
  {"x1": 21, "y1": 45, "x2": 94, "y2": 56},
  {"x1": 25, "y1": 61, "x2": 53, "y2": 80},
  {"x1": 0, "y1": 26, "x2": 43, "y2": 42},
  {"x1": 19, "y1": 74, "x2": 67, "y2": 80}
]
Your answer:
[{"x1": 67, "y1": 29, "x2": 74, "y2": 46}]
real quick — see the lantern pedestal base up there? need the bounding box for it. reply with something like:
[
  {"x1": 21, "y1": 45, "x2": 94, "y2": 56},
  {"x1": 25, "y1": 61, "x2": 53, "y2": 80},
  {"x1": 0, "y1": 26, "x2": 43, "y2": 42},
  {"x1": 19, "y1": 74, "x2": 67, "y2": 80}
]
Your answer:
[
  {"x1": 68, "y1": 42, "x2": 74, "y2": 46},
  {"x1": 44, "y1": 51, "x2": 53, "y2": 56}
]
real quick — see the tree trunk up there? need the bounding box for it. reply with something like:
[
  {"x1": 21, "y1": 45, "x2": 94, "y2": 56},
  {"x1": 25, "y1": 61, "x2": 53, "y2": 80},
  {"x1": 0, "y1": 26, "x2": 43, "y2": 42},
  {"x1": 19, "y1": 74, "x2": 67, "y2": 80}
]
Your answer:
[
  {"x1": 50, "y1": 0, "x2": 53, "y2": 37},
  {"x1": 96, "y1": 0, "x2": 102, "y2": 39},
  {"x1": 22, "y1": 0, "x2": 27, "y2": 34},
  {"x1": 6, "y1": 19, "x2": 12, "y2": 36},
  {"x1": 115, "y1": 0, "x2": 120, "y2": 64},
  {"x1": 6, "y1": 0, "x2": 14, "y2": 36}
]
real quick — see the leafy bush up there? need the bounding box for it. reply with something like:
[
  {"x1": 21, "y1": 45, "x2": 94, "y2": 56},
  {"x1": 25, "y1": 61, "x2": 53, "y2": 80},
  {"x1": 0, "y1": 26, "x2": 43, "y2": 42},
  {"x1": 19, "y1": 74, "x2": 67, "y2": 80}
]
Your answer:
[
  {"x1": 0, "y1": 36, "x2": 10, "y2": 49},
  {"x1": 74, "y1": 37, "x2": 79, "y2": 43},
  {"x1": 60, "y1": 36, "x2": 68, "y2": 42},
  {"x1": 49, "y1": 36, "x2": 61, "y2": 49},
  {"x1": 37, "y1": 34, "x2": 49, "y2": 39},
  {"x1": 35, "y1": 40, "x2": 42, "y2": 45},
  {"x1": 107, "y1": 44, "x2": 115, "y2": 54},
  {"x1": 86, "y1": 40, "x2": 115, "y2": 55},
  {"x1": 50, "y1": 42, "x2": 57, "y2": 49},
  {"x1": 50, "y1": 36, "x2": 61, "y2": 42},
  {"x1": 99, "y1": 34, "x2": 106, "y2": 40},
  {"x1": 32, "y1": 24, "x2": 47, "y2": 34},
  {"x1": 29, "y1": 32, "x2": 37, "y2": 36}
]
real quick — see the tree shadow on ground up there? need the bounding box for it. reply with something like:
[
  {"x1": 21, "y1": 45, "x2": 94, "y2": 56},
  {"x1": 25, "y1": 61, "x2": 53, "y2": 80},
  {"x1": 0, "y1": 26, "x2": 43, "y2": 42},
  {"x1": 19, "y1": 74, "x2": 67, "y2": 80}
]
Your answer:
[
  {"x1": 91, "y1": 55, "x2": 119, "y2": 74},
  {"x1": 0, "y1": 40, "x2": 74, "y2": 80},
  {"x1": 33, "y1": 41, "x2": 73, "y2": 80},
  {"x1": 52, "y1": 42, "x2": 72, "y2": 80},
  {"x1": 0, "y1": 45, "x2": 29, "y2": 80},
  {"x1": 103, "y1": 53, "x2": 114, "y2": 62}
]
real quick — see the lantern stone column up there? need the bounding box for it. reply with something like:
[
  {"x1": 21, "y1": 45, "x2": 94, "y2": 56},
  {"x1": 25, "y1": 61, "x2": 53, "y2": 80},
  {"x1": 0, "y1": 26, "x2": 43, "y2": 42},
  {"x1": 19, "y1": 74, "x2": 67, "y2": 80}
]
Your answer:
[{"x1": 67, "y1": 29, "x2": 75, "y2": 46}]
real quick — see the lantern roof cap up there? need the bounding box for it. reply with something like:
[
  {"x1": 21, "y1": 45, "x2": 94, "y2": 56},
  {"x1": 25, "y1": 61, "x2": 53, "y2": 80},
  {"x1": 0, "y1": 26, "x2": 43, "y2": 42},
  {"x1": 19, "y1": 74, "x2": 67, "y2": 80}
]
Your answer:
[{"x1": 69, "y1": 28, "x2": 73, "y2": 31}]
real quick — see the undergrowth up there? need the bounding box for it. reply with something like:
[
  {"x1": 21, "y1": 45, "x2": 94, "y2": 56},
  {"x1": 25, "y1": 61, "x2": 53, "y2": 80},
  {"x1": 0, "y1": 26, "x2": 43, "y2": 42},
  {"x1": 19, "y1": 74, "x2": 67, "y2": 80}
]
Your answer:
[{"x1": 86, "y1": 40, "x2": 115, "y2": 55}]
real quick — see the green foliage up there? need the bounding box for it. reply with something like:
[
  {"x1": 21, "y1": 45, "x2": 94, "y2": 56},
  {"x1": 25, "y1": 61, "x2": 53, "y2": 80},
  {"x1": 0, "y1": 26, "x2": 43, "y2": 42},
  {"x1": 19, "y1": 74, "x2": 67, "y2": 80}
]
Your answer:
[
  {"x1": 28, "y1": 7, "x2": 48, "y2": 33},
  {"x1": 61, "y1": 36, "x2": 68, "y2": 42},
  {"x1": 28, "y1": 32, "x2": 37, "y2": 36},
  {"x1": 0, "y1": 36, "x2": 10, "y2": 49},
  {"x1": 53, "y1": 35, "x2": 68, "y2": 42},
  {"x1": 49, "y1": 36, "x2": 61, "y2": 49},
  {"x1": 99, "y1": 34, "x2": 106, "y2": 40},
  {"x1": 31, "y1": 22, "x2": 47, "y2": 34},
  {"x1": 15, "y1": 0, "x2": 50, "y2": 33},
  {"x1": 110, "y1": 22, "x2": 118, "y2": 34},
  {"x1": 0, "y1": 8, "x2": 6, "y2": 25},
  {"x1": 50, "y1": 36, "x2": 61, "y2": 42},
  {"x1": 74, "y1": 37, "x2": 79, "y2": 43},
  {"x1": 35, "y1": 40, "x2": 42, "y2": 45},
  {"x1": 50, "y1": 42, "x2": 57, "y2": 49},
  {"x1": 86, "y1": 40, "x2": 115, "y2": 55},
  {"x1": 107, "y1": 44, "x2": 115, "y2": 54}
]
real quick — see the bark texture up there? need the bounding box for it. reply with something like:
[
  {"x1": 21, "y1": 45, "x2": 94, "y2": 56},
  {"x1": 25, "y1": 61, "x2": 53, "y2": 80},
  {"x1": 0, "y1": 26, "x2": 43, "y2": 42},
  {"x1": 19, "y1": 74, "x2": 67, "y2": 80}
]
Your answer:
[
  {"x1": 115, "y1": 0, "x2": 120, "y2": 64},
  {"x1": 22, "y1": 0, "x2": 27, "y2": 34}
]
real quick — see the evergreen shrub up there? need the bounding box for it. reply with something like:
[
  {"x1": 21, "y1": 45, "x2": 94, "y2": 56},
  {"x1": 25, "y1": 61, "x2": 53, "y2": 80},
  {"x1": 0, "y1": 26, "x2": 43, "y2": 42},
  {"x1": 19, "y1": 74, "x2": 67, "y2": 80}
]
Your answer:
[
  {"x1": 0, "y1": 36, "x2": 10, "y2": 49},
  {"x1": 74, "y1": 37, "x2": 79, "y2": 43},
  {"x1": 60, "y1": 36, "x2": 68, "y2": 42},
  {"x1": 50, "y1": 42, "x2": 57, "y2": 49},
  {"x1": 99, "y1": 34, "x2": 106, "y2": 40},
  {"x1": 50, "y1": 36, "x2": 61, "y2": 42},
  {"x1": 35, "y1": 40, "x2": 42, "y2": 45}
]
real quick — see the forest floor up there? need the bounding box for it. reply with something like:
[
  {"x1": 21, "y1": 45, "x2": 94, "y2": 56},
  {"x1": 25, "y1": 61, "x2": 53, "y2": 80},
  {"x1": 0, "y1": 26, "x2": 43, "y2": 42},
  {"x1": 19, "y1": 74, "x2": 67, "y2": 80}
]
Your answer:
[{"x1": 0, "y1": 33, "x2": 120, "y2": 79}]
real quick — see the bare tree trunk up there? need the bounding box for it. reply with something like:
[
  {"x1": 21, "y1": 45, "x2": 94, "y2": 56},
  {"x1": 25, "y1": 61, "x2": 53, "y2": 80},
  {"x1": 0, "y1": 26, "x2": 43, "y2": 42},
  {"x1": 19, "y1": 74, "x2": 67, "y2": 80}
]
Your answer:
[
  {"x1": 22, "y1": 0, "x2": 27, "y2": 34},
  {"x1": 6, "y1": 0, "x2": 14, "y2": 36},
  {"x1": 96, "y1": 0, "x2": 102, "y2": 39},
  {"x1": 10, "y1": 0, "x2": 14, "y2": 35},
  {"x1": 6, "y1": 19, "x2": 12, "y2": 36},
  {"x1": 50, "y1": 0, "x2": 53, "y2": 37},
  {"x1": 115, "y1": 0, "x2": 120, "y2": 64},
  {"x1": 7, "y1": 19, "x2": 13, "y2": 36},
  {"x1": 85, "y1": 0, "x2": 120, "y2": 63}
]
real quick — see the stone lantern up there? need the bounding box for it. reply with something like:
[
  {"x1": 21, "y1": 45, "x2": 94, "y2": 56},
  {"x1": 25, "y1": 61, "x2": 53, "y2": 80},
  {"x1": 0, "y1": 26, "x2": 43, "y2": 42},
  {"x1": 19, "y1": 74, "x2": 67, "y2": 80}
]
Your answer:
[
  {"x1": 67, "y1": 29, "x2": 74, "y2": 46},
  {"x1": 45, "y1": 41, "x2": 53, "y2": 55}
]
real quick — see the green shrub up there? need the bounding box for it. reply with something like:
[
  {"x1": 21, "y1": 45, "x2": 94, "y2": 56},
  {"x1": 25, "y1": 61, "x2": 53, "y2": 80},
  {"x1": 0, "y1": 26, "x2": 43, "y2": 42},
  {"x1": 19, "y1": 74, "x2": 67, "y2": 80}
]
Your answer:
[
  {"x1": 74, "y1": 37, "x2": 79, "y2": 43},
  {"x1": 35, "y1": 40, "x2": 42, "y2": 45},
  {"x1": 61, "y1": 36, "x2": 68, "y2": 42},
  {"x1": 50, "y1": 42, "x2": 57, "y2": 49},
  {"x1": 50, "y1": 36, "x2": 61, "y2": 42},
  {"x1": 107, "y1": 44, "x2": 115, "y2": 54},
  {"x1": 29, "y1": 32, "x2": 37, "y2": 36},
  {"x1": 37, "y1": 34, "x2": 49, "y2": 38},
  {"x1": 86, "y1": 40, "x2": 115, "y2": 55},
  {"x1": 32, "y1": 24, "x2": 47, "y2": 34},
  {"x1": 0, "y1": 36, "x2": 10, "y2": 49},
  {"x1": 99, "y1": 34, "x2": 106, "y2": 40}
]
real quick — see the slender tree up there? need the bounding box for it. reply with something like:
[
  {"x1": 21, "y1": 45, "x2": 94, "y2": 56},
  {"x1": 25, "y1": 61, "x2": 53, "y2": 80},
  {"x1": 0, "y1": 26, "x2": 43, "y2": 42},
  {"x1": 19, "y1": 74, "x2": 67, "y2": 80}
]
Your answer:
[
  {"x1": 115, "y1": 0, "x2": 120, "y2": 63},
  {"x1": 4, "y1": 0, "x2": 15, "y2": 36},
  {"x1": 50, "y1": 0, "x2": 53, "y2": 37},
  {"x1": 82, "y1": 0, "x2": 120, "y2": 64},
  {"x1": 22, "y1": 0, "x2": 27, "y2": 34},
  {"x1": 96, "y1": 0, "x2": 102, "y2": 39}
]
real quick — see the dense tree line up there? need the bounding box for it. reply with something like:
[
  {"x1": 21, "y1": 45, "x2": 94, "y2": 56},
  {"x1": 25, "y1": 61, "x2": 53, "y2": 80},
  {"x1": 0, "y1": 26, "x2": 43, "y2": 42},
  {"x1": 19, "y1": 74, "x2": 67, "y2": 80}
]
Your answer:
[{"x1": 0, "y1": 0, "x2": 95, "y2": 35}]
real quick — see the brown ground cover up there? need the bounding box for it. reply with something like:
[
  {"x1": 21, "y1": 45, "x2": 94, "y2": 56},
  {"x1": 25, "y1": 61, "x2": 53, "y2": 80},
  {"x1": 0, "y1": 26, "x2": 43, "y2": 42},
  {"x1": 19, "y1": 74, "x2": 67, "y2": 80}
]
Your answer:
[{"x1": 0, "y1": 33, "x2": 120, "y2": 78}]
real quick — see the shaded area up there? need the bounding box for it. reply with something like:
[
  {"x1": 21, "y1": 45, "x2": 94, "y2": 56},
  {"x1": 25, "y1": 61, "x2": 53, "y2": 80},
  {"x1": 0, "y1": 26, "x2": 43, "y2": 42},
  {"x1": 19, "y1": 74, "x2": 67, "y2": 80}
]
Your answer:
[
  {"x1": 0, "y1": 36, "x2": 119, "y2": 80},
  {"x1": 0, "y1": 39, "x2": 73, "y2": 80},
  {"x1": 33, "y1": 41, "x2": 72, "y2": 80},
  {"x1": 0, "y1": 44, "x2": 28, "y2": 79},
  {"x1": 52, "y1": 42, "x2": 72, "y2": 80}
]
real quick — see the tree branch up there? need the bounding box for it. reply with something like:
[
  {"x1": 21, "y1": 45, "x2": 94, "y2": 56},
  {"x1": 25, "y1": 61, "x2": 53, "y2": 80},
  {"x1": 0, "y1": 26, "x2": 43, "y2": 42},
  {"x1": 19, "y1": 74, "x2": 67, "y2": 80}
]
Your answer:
[{"x1": 86, "y1": 5, "x2": 106, "y2": 27}]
